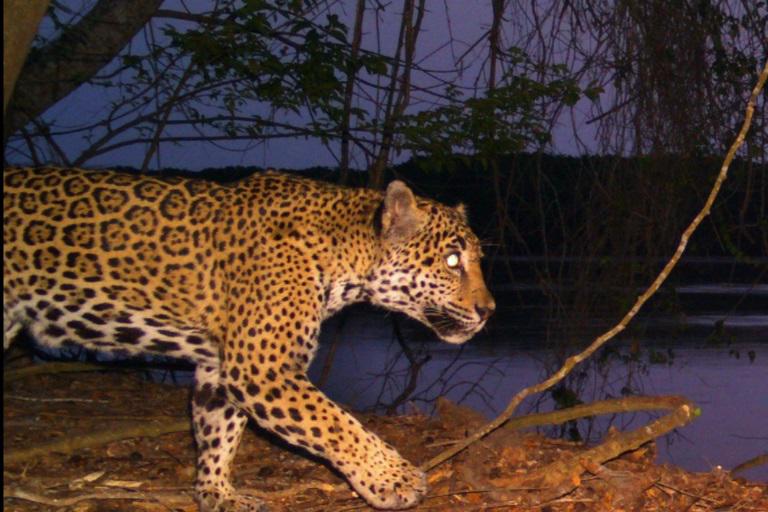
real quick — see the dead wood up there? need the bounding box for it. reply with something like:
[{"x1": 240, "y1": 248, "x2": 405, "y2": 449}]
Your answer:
[
  {"x1": 4, "y1": 418, "x2": 190, "y2": 465},
  {"x1": 491, "y1": 395, "x2": 699, "y2": 438},
  {"x1": 3, "y1": 481, "x2": 341, "y2": 510},
  {"x1": 3, "y1": 362, "x2": 112, "y2": 383},
  {"x1": 2, "y1": 486, "x2": 189, "y2": 508},
  {"x1": 488, "y1": 396, "x2": 697, "y2": 504},
  {"x1": 732, "y1": 453, "x2": 768, "y2": 476}
]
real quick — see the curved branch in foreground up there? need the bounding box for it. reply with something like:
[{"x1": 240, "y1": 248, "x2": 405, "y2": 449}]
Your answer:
[
  {"x1": 488, "y1": 395, "x2": 698, "y2": 504},
  {"x1": 422, "y1": 59, "x2": 768, "y2": 474}
]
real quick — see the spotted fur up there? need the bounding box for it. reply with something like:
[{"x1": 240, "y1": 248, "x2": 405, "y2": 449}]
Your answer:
[{"x1": 3, "y1": 167, "x2": 495, "y2": 511}]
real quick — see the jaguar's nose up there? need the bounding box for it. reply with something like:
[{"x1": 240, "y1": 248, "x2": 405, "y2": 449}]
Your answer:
[{"x1": 475, "y1": 299, "x2": 495, "y2": 321}]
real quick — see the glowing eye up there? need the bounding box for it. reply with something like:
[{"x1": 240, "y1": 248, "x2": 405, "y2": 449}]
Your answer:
[{"x1": 445, "y1": 252, "x2": 461, "y2": 269}]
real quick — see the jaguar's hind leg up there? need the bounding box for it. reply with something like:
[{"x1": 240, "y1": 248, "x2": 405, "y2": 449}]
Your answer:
[
  {"x1": 3, "y1": 307, "x2": 22, "y2": 350},
  {"x1": 193, "y1": 364, "x2": 266, "y2": 512}
]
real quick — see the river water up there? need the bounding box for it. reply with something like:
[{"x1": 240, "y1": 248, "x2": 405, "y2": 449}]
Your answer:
[{"x1": 311, "y1": 282, "x2": 768, "y2": 482}]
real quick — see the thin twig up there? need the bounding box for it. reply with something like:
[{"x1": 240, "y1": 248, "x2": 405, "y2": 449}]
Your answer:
[
  {"x1": 5, "y1": 394, "x2": 109, "y2": 403},
  {"x1": 2, "y1": 487, "x2": 172, "y2": 507},
  {"x1": 3, "y1": 362, "x2": 112, "y2": 383},
  {"x1": 654, "y1": 480, "x2": 720, "y2": 504}
]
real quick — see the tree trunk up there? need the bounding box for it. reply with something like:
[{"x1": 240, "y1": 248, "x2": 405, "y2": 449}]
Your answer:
[
  {"x1": 3, "y1": 0, "x2": 50, "y2": 115},
  {"x1": 339, "y1": 0, "x2": 366, "y2": 185},
  {"x1": 4, "y1": 0, "x2": 163, "y2": 143},
  {"x1": 368, "y1": 0, "x2": 425, "y2": 189}
]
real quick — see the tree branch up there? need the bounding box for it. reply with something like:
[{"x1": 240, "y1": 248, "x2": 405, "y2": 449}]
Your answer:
[
  {"x1": 473, "y1": 396, "x2": 697, "y2": 504},
  {"x1": 421, "y1": 58, "x2": 768, "y2": 473}
]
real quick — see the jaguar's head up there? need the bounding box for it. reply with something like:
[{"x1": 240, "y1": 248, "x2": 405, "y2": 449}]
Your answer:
[{"x1": 367, "y1": 180, "x2": 495, "y2": 344}]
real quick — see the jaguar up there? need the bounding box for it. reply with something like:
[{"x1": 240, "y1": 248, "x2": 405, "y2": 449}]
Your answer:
[{"x1": 3, "y1": 167, "x2": 495, "y2": 510}]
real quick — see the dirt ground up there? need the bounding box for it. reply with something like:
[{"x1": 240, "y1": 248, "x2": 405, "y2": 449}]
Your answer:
[{"x1": 3, "y1": 363, "x2": 766, "y2": 511}]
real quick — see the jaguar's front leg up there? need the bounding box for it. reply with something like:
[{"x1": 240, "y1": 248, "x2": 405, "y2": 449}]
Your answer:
[
  {"x1": 224, "y1": 366, "x2": 427, "y2": 509},
  {"x1": 221, "y1": 249, "x2": 427, "y2": 509}
]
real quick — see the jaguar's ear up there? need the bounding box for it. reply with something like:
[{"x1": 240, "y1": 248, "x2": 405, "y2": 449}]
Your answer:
[
  {"x1": 380, "y1": 180, "x2": 425, "y2": 243},
  {"x1": 455, "y1": 203, "x2": 468, "y2": 221}
]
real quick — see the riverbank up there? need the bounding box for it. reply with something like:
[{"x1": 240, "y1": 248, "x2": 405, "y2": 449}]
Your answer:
[{"x1": 4, "y1": 366, "x2": 766, "y2": 511}]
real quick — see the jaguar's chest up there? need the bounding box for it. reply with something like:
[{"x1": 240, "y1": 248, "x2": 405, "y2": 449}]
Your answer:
[{"x1": 323, "y1": 279, "x2": 369, "y2": 317}]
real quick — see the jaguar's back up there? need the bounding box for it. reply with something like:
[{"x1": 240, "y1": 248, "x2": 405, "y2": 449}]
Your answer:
[{"x1": 4, "y1": 167, "x2": 226, "y2": 359}]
